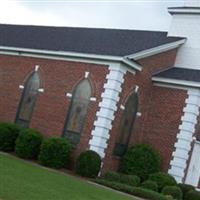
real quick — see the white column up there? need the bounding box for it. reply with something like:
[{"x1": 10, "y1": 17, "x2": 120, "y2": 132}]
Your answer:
[
  {"x1": 89, "y1": 63, "x2": 127, "y2": 158},
  {"x1": 168, "y1": 5, "x2": 200, "y2": 70},
  {"x1": 185, "y1": 141, "x2": 200, "y2": 187},
  {"x1": 168, "y1": 88, "x2": 200, "y2": 183}
]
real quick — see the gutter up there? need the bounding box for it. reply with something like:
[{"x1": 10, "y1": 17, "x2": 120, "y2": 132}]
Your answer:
[
  {"x1": 0, "y1": 46, "x2": 141, "y2": 71},
  {"x1": 168, "y1": 8, "x2": 200, "y2": 15},
  {"x1": 152, "y1": 76, "x2": 200, "y2": 89},
  {"x1": 126, "y1": 39, "x2": 186, "y2": 60},
  {"x1": 0, "y1": 38, "x2": 186, "y2": 72}
]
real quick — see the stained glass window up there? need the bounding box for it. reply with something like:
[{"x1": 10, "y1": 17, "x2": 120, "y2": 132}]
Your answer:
[
  {"x1": 15, "y1": 72, "x2": 40, "y2": 127},
  {"x1": 63, "y1": 79, "x2": 92, "y2": 145},
  {"x1": 113, "y1": 91, "x2": 138, "y2": 157}
]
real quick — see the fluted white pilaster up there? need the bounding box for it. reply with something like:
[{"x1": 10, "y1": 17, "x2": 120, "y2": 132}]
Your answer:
[
  {"x1": 89, "y1": 63, "x2": 126, "y2": 158},
  {"x1": 168, "y1": 88, "x2": 200, "y2": 183}
]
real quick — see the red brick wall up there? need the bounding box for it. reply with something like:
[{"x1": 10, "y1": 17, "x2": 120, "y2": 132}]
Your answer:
[
  {"x1": 0, "y1": 54, "x2": 108, "y2": 164},
  {"x1": 103, "y1": 49, "x2": 187, "y2": 173},
  {"x1": 0, "y1": 49, "x2": 188, "y2": 173},
  {"x1": 143, "y1": 87, "x2": 187, "y2": 171}
]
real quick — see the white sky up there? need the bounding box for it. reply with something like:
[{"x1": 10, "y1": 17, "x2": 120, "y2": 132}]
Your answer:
[{"x1": 0, "y1": 0, "x2": 184, "y2": 31}]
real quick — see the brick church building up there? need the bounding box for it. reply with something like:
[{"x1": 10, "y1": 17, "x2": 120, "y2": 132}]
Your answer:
[{"x1": 0, "y1": 0, "x2": 200, "y2": 187}]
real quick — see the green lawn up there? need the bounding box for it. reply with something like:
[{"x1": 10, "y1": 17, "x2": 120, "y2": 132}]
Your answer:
[{"x1": 0, "y1": 153, "x2": 134, "y2": 200}]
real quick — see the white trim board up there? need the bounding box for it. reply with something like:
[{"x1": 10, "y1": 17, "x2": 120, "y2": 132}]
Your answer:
[
  {"x1": 0, "y1": 46, "x2": 141, "y2": 72},
  {"x1": 168, "y1": 8, "x2": 200, "y2": 15},
  {"x1": 152, "y1": 77, "x2": 200, "y2": 89},
  {"x1": 0, "y1": 39, "x2": 186, "y2": 73},
  {"x1": 153, "y1": 82, "x2": 190, "y2": 91},
  {"x1": 126, "y1": 39, "x2": 186, "y2": 60}
]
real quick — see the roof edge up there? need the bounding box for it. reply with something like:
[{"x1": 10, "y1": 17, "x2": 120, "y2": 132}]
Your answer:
[
  {"x1": 152, "y1": 76, "x2": 200, "y2": 89},
  {"x1": 168, "y1": 7, "x2": 200, "y2": 14},
  {"x1": 126, "y1": 39, "x2": 186, "y2": 60},
  {"x1": 0, "y1": 46, "x2": 142, "y2": 71}
]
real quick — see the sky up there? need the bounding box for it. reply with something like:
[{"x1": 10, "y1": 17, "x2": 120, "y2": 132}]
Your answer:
[{"x1": 0, "y1": 0, "x2": 185, "y2": 31}]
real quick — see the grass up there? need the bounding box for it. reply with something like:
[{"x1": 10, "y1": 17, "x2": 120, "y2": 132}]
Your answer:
[{"x1": 0, "y1": 153, "x2": 134, "y2": 200}]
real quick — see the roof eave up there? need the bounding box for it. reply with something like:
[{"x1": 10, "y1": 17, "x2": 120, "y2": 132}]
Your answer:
[
  {"x1": 168, "y1": 8, "x2": 200, "y2": 15},
  {"x1": 152, "y1": 76, "x2": 200, "y2": 89},
  {"x1": 126, "y1": 39, "x2": 186, "y2": 61},
  {"x1": 0, "y1": 46, "x2": 141, "y2": 72}
]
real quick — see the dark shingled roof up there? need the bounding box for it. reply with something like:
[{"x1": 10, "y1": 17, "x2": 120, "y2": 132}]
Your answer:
[
  {"x1": 0, "y1": 24, "x2": 184, "y2": 57},
  {"x1": 153, "y1": 67, "x2": 200, "y2": 82}
]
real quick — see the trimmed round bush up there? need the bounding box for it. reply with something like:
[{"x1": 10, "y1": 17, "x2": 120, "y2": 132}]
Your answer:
[
  {"x1": 162, "y1": 186, "x2": 182, "y2": 200},
  {"x1": 0, "y1": 122, "x2": 21, "y2": 151},
  {"x1": 75, "y1": 150, "x2": 101, "y2": 178},
  {"x1": 121, "y1": 144, "x2": 161, "y2": 180},
  {"x1": 178, "y1": 183, "x2": 195, "y2": 200},
  {"x1": 149, "y1": 172, "x2": 177, "y2": 192},
  {"x1": 15, "y1": 128, "x2": 42, "y2": 159},
  {"x1": 185, "y1": 190, "x2": 200, "y2": 200},
  {"x1": 141, "y1": 180, "x2": 158, "y2": 192},
  {"x1": 38, "y1": 137, "x2": 71, "y2": 169}
]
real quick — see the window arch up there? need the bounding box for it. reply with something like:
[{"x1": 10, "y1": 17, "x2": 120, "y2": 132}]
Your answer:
[
  {"x1": 63, "y1": 79, "x2": 92, "y2": 146},
  {"x1": 113, "y1": 91, "x2": 138, "y2": 157},
  {"x1": 15, "y1": 71, "x2": 40, "y2": 127}
]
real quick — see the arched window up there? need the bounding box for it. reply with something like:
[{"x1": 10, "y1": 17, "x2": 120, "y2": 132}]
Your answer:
[
  {"x1": 15, "y1": 71, "x2": 40, "y2": 127},
  {"x1": 63, "y1": 79, "x2": 92, "y2": 145},
  {"x1": 113, "y1": 91, "x2": 138, "y2": 157}
]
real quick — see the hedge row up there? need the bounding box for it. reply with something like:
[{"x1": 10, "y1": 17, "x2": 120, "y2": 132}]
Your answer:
[
  {"x1": 141, "y1": 180, "x2": 158, "y2": 192},
  {"x1": 99, "y1": 170, "x2": 200, "y2": 200},
  {"x1": 0, "y1": 122, "x2": 101, "y2": 177},
  {"x1": 95, "y1": 179, "x2": 171, "y2": 200},
  {"x1": 162, "y1": 186, "x2": 182, "y2": 200},
  {"x1": 148, "y1": 172, "x2": 177, "y2": 192},
  {"x1": 178, "y1": 183, "x2": 195, "y2": 200},
  {"x1": 185, "y1": 190, "x2": 200, "y2": 200},
  {"x1": 1, "y1": 122, "x2": 200, "y2": 200},
  {"x1": 103, "y1": 171, "x2": 140, "y2": 187}
]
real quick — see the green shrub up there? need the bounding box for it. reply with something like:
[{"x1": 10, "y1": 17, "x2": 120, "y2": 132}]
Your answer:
[
  {"x1": 0, "y1": 122, "x2": 21, "y2": 151},
  {"x1": 141, "y1": 180, "x2": 158, "y2": 192},
  {"x1": 75, "y1": 150, "x2": 101, "y2": 178},
  {"x1": 38, "y1": 137, "x2": 71, "y2": 169},
  {"x1": 120, "y1": 174, "x2": 140, "y2": 187},
  {"x1": 162, "y1": 186, "x2": 182, "y2": 200},
  {"x1": 15, "y1": 128, "x2": 42, "y2": 159},
  {"x1": 185, "y1": 190, "x2": 200, "y2": 200},
  {"x1": 121, "y1": 144, "x2": 161, "y2": 180},
  {"x1": 164, "y1": 195, "x2": 174, "y2": 200},
  {"x1": 103, "y1": 171, "x2": 121, "y2": 182},
  {"x1": 95, "y1": 179, "x2": 170, "y2": 200},
  {"x1": 103, "y1": 171, "x2": 140, "y2": 186},
  {"x1": 178, "y1": 183, "x2": 195, "y2": 200},
  {"x1": 149, "y1": 172, "x2": 177, "y2": 192}
]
